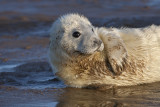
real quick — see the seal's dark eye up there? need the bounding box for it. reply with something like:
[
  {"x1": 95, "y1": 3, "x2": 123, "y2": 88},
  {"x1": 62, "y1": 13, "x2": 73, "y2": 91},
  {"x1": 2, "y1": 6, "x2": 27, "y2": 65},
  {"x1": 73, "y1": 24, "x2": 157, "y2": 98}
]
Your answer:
[
  {"x1": 92, "y1": 28, "x2": 94, "y2": 32},
  {"x1": 72, "y1": 31, "x2": 81, "y2": 38}
]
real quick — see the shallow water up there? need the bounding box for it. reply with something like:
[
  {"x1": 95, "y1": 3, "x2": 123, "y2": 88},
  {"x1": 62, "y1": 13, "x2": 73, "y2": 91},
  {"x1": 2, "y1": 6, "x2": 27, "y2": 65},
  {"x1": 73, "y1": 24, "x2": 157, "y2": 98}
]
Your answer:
[
  {"x1": 1, "y1": 82, "x2": 160, "y2": 107},
  {"x1": 0, "y1": 62, "x2": 65, "y2": 89},
  {"x1": 1, "y1": 0, "x2": 160, "y2": 107}
]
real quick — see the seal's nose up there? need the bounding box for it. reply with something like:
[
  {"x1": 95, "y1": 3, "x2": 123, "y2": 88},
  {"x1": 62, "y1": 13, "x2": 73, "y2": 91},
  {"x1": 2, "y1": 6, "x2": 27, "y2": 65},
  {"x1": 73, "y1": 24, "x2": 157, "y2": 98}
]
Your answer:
[{"x1": 93, "y1": 39, "x2": 102, "y2": 46}]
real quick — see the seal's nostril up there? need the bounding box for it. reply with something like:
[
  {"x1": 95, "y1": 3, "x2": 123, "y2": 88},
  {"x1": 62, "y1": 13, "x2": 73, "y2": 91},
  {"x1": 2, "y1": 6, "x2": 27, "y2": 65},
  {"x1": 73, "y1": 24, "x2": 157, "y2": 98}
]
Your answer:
[
  {"x1": 93, "y1": 40, "x2": 98, "y2": 44},
  {"x1": 99, "y1": 40, "x2": 102, "y2": 45},
  {"x1": 93, "y1": 39, "x2": 102, "y2": 46}
]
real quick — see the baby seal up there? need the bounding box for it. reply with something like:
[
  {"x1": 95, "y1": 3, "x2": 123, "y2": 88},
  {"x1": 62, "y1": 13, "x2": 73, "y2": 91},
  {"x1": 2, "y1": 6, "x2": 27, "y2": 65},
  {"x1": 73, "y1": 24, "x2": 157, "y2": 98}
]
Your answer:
[{"x1": 49, "y1": 13, "x2": 160, "y2": 88}]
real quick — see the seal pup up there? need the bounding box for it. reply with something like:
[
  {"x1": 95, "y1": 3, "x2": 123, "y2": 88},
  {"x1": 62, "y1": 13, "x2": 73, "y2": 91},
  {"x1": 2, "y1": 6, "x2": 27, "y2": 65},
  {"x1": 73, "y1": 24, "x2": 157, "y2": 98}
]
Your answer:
[{"x1": 49, "y1": 13, "x2": 160, "y2": 88}]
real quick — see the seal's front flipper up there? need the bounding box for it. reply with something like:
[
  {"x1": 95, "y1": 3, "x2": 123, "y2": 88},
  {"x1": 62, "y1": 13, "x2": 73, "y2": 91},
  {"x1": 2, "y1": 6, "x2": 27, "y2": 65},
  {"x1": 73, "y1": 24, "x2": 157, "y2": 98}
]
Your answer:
[{"x1": 97, "y1": 27, "x2": 128, "y2": 75}]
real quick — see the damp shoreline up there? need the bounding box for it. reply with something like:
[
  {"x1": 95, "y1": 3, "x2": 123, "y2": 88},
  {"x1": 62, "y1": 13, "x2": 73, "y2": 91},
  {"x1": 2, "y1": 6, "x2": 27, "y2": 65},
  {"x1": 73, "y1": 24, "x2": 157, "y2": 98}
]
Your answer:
[{"x1": 1, "y1": 0, "x2": 160, "y2": 106}]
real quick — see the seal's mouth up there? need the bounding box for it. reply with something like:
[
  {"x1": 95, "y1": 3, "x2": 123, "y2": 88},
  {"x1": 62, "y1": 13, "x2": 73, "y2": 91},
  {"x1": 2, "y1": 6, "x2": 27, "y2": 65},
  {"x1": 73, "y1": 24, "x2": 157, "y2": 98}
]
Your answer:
[
  {"x1": 73, "y1": 41, "x2": 104, "y2": 55},
  {"x1": 74, "y1": 45, "x2": 103, "y2": 55},
  {"x1": 97, "y1": 42, "x2": 104, "y2": 52}
]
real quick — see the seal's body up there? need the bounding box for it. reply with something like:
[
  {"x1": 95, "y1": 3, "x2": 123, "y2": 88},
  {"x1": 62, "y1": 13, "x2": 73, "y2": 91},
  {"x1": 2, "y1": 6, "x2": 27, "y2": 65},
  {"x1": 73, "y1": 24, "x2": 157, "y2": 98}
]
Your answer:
[{"x1": 49, "y1": 13, "x2": 160, "y2": 88}]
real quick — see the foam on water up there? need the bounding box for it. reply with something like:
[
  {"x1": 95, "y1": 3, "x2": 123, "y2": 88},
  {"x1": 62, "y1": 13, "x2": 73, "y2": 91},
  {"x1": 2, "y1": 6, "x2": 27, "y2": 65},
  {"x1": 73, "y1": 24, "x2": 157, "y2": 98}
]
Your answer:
[{"x1": 0, "y1": 64, "x2": 21, "y2": 73}]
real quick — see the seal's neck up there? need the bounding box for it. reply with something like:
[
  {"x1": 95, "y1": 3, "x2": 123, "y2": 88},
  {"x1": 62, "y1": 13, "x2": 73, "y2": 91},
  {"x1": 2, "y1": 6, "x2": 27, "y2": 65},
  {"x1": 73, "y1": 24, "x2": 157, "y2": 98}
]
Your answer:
[{"x1": 57, "y1": 51, "x2": 113, "y2": 76}]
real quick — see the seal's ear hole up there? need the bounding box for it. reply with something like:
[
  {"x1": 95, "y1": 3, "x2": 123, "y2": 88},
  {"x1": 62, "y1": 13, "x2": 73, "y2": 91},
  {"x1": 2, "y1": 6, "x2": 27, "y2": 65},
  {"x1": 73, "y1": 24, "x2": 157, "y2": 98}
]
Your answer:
[{"x1": 72, "y1": 31, "x2": 81, "y2": 38}]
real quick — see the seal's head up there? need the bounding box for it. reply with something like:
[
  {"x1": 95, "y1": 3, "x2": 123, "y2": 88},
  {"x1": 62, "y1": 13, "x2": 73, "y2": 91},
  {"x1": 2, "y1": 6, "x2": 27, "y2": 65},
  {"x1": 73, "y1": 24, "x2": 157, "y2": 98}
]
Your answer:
[{"x1": 49, "y1": 13, "x2": 104, "y2": 57}]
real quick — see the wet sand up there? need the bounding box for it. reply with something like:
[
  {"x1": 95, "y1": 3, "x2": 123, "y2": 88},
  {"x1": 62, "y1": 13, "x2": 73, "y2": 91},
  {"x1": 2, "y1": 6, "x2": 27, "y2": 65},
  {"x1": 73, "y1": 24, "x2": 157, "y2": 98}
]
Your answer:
[
  {"x1": 1, "y1": 82, "x2": 160, "y2": 107},
  {"x1": 1, "y1": 0, "x2": 160, "y2": 107}
]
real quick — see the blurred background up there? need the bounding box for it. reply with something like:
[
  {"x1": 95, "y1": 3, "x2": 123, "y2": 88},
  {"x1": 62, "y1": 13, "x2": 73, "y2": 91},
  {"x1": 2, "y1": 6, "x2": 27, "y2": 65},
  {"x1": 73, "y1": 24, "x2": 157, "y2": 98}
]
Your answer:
[
  {"x1": 1, "y1": 0, "x2": 160, "y2": 106},
  {"x1": 1, "y1": 0, "x2": 160, "y2": 37}
]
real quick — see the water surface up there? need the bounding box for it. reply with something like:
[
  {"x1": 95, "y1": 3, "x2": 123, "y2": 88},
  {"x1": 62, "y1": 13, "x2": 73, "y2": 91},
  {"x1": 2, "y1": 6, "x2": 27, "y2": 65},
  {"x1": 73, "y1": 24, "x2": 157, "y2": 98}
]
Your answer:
[{"x1": 0, "y1": 0, "x2": 160, "y2": 107}]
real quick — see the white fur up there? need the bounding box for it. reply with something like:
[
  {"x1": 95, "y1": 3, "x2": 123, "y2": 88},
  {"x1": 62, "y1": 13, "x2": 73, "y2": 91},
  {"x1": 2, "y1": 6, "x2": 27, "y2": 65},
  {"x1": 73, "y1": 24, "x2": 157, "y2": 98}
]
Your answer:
[
  {"x1": 49, "y1": 13, "x2": 103, "y2": 73},
  {"x1": 97, "y1": 25, "x2": 160, "y2": 86},
  {"x1": 49, "y1": 13, "x2": 160, "y2": 88}
]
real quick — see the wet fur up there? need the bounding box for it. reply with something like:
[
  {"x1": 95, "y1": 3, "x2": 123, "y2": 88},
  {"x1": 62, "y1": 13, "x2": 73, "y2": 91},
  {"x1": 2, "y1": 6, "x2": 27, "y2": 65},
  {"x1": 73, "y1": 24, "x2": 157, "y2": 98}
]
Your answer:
[{"x1": 49, "y1": 14, "x2": 160, "y2": 88}]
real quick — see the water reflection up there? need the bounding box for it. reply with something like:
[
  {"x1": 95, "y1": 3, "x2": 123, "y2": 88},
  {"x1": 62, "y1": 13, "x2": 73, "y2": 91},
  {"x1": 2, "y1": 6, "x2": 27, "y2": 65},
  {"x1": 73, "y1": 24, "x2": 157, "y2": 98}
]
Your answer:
[
  {"x1": 1, "y1": 82, "x2": 160, "y2": 106},
  {"x1": 56, "y1": 82, "x2": 160, "y2": 107}
]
